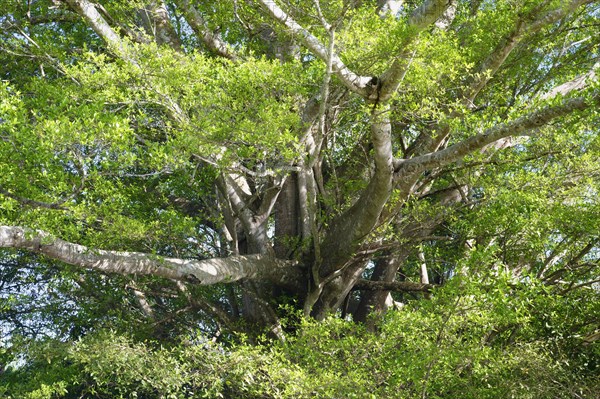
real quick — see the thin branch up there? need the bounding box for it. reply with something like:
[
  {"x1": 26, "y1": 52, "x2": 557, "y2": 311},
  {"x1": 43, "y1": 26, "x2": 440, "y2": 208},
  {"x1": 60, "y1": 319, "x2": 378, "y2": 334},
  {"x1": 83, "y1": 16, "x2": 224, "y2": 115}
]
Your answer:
[
  {"x1": 567, "y1": 240, "x2": 598, "y2": 267},
  {"x1": 0, "y1": 187, "x2": 68, "y2": 210},
  {"x1": 28, "y1": 13, "x2": 79, "y2": 25},
  {"x1": 378, "y1": 0, "x2": 451, "y2": 101},
  {"x1": 353, "y1": 279, "x2": 435, "y2": 292},
  {"x1": 175, "y1": 281, "x2": 237, "y2": 332},
  {"x1": 560, "y1": 276, "x2": 600, "y2": 294}
]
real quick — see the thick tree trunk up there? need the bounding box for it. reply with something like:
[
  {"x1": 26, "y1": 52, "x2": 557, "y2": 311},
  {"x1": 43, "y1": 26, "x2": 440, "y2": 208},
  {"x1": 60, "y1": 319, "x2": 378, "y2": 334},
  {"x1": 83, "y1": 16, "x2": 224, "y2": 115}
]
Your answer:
[
  {"x1": 307, "y1": 106, "x2": 394, "y2": 318},
  {"x1": 274, "y1": 174, "x2": 300, "y2": 259},
  {"x1": 354, "y1": 252, "x2": 409, "y2": 324}
]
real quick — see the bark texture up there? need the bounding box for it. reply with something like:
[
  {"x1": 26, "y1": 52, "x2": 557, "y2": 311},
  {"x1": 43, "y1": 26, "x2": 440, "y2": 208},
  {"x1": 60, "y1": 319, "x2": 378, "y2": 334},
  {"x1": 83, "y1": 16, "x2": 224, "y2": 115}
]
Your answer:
[{"x1": 0, "y1": 226, "x2": 301, "y2": 287}]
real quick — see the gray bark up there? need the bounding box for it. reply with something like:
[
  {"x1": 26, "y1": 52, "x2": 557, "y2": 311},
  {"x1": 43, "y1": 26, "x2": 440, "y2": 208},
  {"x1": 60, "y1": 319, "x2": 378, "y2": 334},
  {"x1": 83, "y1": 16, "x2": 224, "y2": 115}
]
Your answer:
[
  {"x1": 319, "y1": 106, "x2": 394, "y2": 278},
  {"x1": 353, "y1": 253, "x2": 407, "y2": 324},
  {"x1": 378, "y1": 0, "x2": 451, "y2": 101},
  {"x1": 138, "y1": 1, "x2": 183, "y2": 50},
  {"x1": 64, "y1": 0, "x2": 129, "y2": 56},
  {"x1": 394, "y1": 94, "x2": 597, "y2": 181},
  {"x1": 463, "y1": 0, "x2": 593, "y2": 104},
  {"x1": 274, "y1": 174, "x2": 300, "y2": 258},
  {"x1": 0, "y1": 226, "x2": 301, "y2": 287},
  {"x1": 257, "y1": 0, "x2": 372, "y2": 97},
  {"x1": 173, "y1": 0, "x2": 237, "y2": 59}
]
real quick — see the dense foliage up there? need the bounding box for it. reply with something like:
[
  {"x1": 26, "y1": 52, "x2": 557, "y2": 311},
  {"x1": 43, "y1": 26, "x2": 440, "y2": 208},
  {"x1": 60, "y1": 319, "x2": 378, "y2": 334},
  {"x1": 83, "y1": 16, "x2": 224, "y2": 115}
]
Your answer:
[
  {"x1": 3, "y1": 278, "x2": 598, "y2": 398},
  {"x1": 1, "y1": 0, "x2": 599, "y2": 396}
]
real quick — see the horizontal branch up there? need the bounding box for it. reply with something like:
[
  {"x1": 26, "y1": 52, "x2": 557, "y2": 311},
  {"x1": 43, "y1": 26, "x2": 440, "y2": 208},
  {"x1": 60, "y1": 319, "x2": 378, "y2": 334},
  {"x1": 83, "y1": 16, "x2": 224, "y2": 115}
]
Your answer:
[
  {"x1": 28, "y1": 13, "x2": 80, "y2": 25},
  {"x1": 0, "y1": 226, "x2": 300, "y2": 286},
  {"x1": 0, "y1": 187, "x2": 67, "y2": 210},
  {"x1": 354, "y1": 279, "x2": 435, "y2": 292}
]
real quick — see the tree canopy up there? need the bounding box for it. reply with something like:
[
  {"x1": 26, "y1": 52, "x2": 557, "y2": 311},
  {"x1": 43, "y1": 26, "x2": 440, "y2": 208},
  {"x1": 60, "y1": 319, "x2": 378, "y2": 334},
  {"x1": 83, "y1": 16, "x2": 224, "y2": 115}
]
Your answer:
[{"x1": 1, "y1": 0, "x2": 599, "y2": 397}]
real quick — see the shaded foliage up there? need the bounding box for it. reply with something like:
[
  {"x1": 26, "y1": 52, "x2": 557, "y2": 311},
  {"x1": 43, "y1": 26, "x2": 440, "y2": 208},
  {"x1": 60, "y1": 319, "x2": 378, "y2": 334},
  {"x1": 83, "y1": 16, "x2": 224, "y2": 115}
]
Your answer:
[{"x1": 2, "y1": 277, "x2": 599, "y2": 398}]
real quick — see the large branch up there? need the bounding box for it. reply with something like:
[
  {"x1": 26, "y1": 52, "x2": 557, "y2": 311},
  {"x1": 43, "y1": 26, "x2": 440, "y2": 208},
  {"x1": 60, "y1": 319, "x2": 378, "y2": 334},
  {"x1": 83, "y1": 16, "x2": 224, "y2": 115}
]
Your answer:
[
  {"x1": 388, "y1": 0, "x2": 593, "y2": 188},
  {"x1": 64, "y1": 0, "x2": 131, "y2": 58},
  {"x1": 0, "y1": 226, "x2": 300, "y2": 286},
  {"x1": 319, "y1": 105, "x2": 394, "y2": 276},
  {"x1": 541, "y1": 61, "x2": 599, "y2": 100},
  {"x1": 378, "y1": 0, "x2": 451, "y2": 101},
  {"x1": 473, "y1": 61, "x2": 600, "y2": 159},
  {"x1": 301, "y1": 105, "x2": 395, "y2": 314},
  {"x1": 463, "y1": 0, "x2": 593, "y2": 104},
  {"x1": 138, "y1": 1, "x2": 183, "y2": 50},
  {"x1": 256, "y1": 0, "x2": 372, "y2": 97},
  {"x1": 173, "y1": 0, "x2": 237, "y2": 60},
  {"x1": 394, "y1": 93, "x2": 598, "y2": 178},
  {"x1": 407, "y1": 0, "x2": 451, "y2": 30}
]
